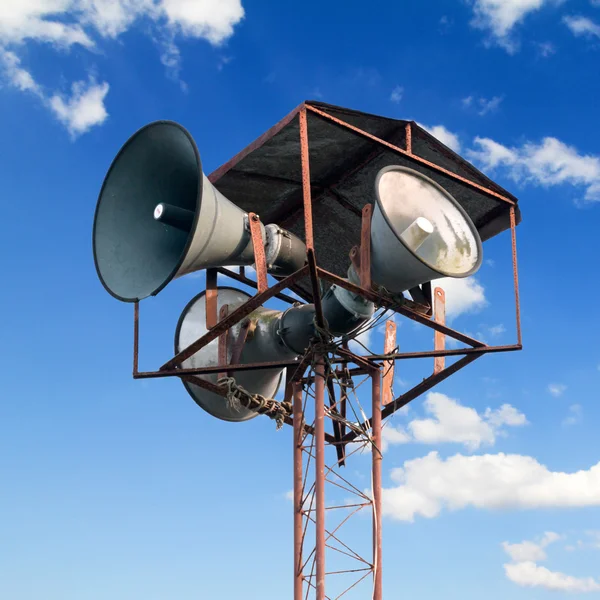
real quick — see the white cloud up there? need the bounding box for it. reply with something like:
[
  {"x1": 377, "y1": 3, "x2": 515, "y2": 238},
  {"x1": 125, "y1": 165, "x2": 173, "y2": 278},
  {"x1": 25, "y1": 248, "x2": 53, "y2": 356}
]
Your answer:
[
  {"x1": 564, "y1": 15, "x2": 600, "y2": 39},
  {"x1": 487, "y1": 324, "x2": 506, "y2": 336},
  {"x1": 381, "y1": 392, "x2": 527, "y2": 452},
  {"x1": 418, "y1": 123, "x2": 461, "y2": 152},
  {"x1": 382, "y1": 451, "x2": 600, "y2": 522},
  {"x1": 502, "y1": 534, "x2": 600, "y2": 593},
  {"x1": 434, "y1": 277, "x2": 487, "y2": 320},
  {"x1": 563, "y1": 403, "x2": 583, "y2": 426},
  {"x1": 49, "y1": 77, "x2": 109, "y2": 136},
  {"x1": 0, "y1": 0, "x2": 244, "y2": 134},
  {"x1": 502, "y1": 532, "x2": 561, "y2": 562},
  {"x1": 548, "y1": 383, "x2": 567, "y2": 397},
  {"x1": 469, "y1": 0, "x2": 564, "y2": 53},
  {"x1": 390, "y1": 85, "x2": 404, "y2": 103},
  {"x1": 505, "y1": 561, "x2": 600, "y2": 592},
  {"x1": 467, "y1": 136, "x2": 600, "y2": 203},
  {"x1": 462, "y1": 95, "x2": 474, "y2": 108},
  {"x1": 0, "y1": 49, "x2": 109, "y2": 137}
]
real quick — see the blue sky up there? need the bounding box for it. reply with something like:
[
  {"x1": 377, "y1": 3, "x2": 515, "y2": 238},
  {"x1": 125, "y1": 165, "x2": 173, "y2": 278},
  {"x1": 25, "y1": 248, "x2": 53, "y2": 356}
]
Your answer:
[{"x1": 1, "y1": 0, "x2": 600, "y2": 598}]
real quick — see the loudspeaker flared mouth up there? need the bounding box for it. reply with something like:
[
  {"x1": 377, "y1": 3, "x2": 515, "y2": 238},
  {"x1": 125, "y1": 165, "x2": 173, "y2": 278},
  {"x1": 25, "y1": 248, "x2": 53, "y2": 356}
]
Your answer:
[
  {"x1": 374, "y1": 165, "x2": 483, "y2": 279},
  {"x1": 92, "y1": 120, "x2": 202, "y2": 302}
]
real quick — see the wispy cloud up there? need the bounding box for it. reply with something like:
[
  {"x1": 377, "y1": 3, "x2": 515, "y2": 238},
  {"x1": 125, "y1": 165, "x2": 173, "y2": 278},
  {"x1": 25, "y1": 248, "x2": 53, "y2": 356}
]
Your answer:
[
  {"x1": 503, "y1": 533, "x2": 600, "y2": 592},
  {"x1": 390, "y1": 85, "x2": 404, "y2": 103},
  {"x1": 564, "y1": 15, "x2": 600, "y2": 39},
  {"x1": 468, "y1": 0, "x2": 564, "y2": 54},
  {"x1": 382, "y1": 392, "x2": 527, "y2": 452},
  {"x1": 467, "y1": 135, "x2": 600, "y2": 203},
  {"x1": 548, "y1": 383, "x2": 567, "y2": 397},
  {"x1": 0, "y1": 0, "x2": 245, "y2": 135}
]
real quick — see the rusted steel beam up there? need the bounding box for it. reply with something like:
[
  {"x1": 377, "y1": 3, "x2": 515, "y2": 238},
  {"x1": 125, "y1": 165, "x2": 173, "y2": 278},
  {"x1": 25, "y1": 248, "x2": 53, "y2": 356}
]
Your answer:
[
  {"x1": 205, "y1": 269, "x2": 218, "y2": 329},
  {"x1": 360, "y1": 344, "x2": 521, "y2": 362},
  {"x1": 305, "y1": 104, "x2": 515, "y2": 206},
  {"x1": 382, "y1": 320, "x2": 396, "y2": 406},
  {"x1": 360, "y1": 204, "x2": 372, "y2": 291},
  {"x1": 314, "y1": 358, "x2": 326, "y2": 600},
  {"x1": 317, "y1": 267, "x2": 486, "y2": 348},
  {"x1": 293, "y1": 382, "x2": 304, "y2": 600},
  {"x1": 208, "y1": 103, "x2": 305, "y2": 184},
  {"x1": 299, "y1": 108, "x2": 315, "y2": 251},
  {"x1": 433, "y1": 287, "x2": 446, "y2": 375},
  {"x1": 371, "y1": 368, "x2": 383, "y2": 600},
  {"x1": 510, "y1": 206, "x2": 522, "y2": 347},
  {"x1": 405, "y1": 122, "x2": 412, "y2": 154},
  {"x1": 160, "y1": 265, "x2": 309, "y2": 370},
  {"x1": 248, "y1": 212, "x2": 268, "y2": 293}
]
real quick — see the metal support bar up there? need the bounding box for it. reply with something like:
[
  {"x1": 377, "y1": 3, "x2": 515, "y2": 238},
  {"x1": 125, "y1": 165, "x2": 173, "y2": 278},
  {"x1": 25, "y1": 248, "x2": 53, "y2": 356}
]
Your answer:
[
  {"x1": 382, "y1": 319, "x2": 396, "y2": 406},
  {"x1": 371, "y1": 368, "x2": 383, "y2": 600},
  {"x1": 510, "y1": 206, "x2": 522, "y2": 346},
  {"x1": 299, "y1": 108, "x2": 315, "y2": 251},
  {"x1": 318, "y1": 267, "x2": 486, "y2": 348},
  {"x1": 248, "y1": 212, "x2": 268, "y2": 293},
  {"x1": 293, "y1": 382, "x2": 304, "y2": 600},
  {"x1": 160, "y1": 265, "x2": 309, "y2": 371},
  {"x1": 433, "y1": 287, "x2": 446, "y2": 375},
  {"x1": 360, "y1": 204, "x2": 372, "y2": 291},
  {"x1": 305, "y1": 104, "x2": 516, "y2": 206},
  {"x1": 206, "y1": 268, "x2": 218, "y2": 329},
  {"x1": 314, "y1": 359, "x2": 326, "y2": 600}
]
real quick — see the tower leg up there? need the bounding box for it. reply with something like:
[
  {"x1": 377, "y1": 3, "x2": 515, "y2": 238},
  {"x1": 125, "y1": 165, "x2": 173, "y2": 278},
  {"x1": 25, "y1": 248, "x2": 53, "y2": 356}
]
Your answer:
[
  {"x1": 293, "y1": 382, "x2": 304, "y2": 600},
  {"x1": 314, "y1": 359, "x2": 326, "y2": 600},
  {"x1": 371, "y1": 368, "x2": 383, "y2": 600}
]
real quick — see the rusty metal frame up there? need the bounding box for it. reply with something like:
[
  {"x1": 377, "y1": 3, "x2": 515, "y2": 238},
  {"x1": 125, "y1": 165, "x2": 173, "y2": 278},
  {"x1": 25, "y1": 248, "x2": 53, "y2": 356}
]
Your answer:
[{"x1": 127, "y1": 101, "x2": 522, "y2": 600}]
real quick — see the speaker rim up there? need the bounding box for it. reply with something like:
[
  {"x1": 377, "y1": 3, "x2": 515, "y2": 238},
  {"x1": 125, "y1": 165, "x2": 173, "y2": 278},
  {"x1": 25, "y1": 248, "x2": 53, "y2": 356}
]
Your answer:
[
  {"x1": 92, "y1": 120, "x2": 203, "y2": 303},
  {"x1": 174, "y1": 285, "x2": 285, "y2": 422},
  {"x1": 374, "y1": 165, "x2": 483, "y2": 279}
]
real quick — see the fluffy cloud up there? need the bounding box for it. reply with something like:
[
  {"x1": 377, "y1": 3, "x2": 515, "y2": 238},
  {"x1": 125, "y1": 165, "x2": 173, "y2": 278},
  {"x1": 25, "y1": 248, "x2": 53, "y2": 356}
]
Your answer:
[
  {"x1": 0, "y1": 0, "x2": 244, "y2": 135},
  {"x1": 434, "y1": 277, "x2": 487, "y2": 320},
  {"x1": 505, "y1": 561, "x2": 600, "y2": 592},
  {"x1": 381, "y1": 392, "x2": 527, "y2": 452},
  {"x1": 502, "y1": 531, "x2": 561, "y2": 562},
  {"x1": 49, "y1": 78, "x2": 109, "y2": 136},
  {"x1": 503, "y1": 533, "x2": 600, "y2": 592},
  {"x1": 564, "y1": 15, "x2": 600, "y2": 39},
  {"x1": 469, "y1": 0, "x2": 564, "y2": 53},
  {"x1": 418, "y1": 123, "x2": 461, "y2": 153},
  {"x1": 467, "y1": 136, "x2": 600, "y2": 203},
  {"x1": 382, "y1": 451, "x2": 600, "y2": 522},
  {"x1": 0, "y1": 49, "x2": 109, "y2": 137}
]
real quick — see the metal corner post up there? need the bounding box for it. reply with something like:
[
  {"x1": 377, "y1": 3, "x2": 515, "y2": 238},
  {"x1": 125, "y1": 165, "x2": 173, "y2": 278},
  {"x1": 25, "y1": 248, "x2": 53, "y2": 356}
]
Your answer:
[
  {"x1": 293, "y1": 382, "x2": 304, "y2": 600},
  {"x1": 371, "y1": 366, "x2": 383, "y2": 600}
]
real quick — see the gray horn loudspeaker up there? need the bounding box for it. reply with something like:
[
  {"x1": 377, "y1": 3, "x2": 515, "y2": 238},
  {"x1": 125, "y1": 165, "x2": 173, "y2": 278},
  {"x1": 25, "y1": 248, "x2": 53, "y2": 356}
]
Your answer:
[
  {"x1": 369, "y1": 166, "x2": 483, "y2": 293},
  {"x1": 175, "y1": 287, "x2": 297, "y2": 422},
  {"x1": 93, "y1": 121, "x2": 305, "y2": 302}
]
